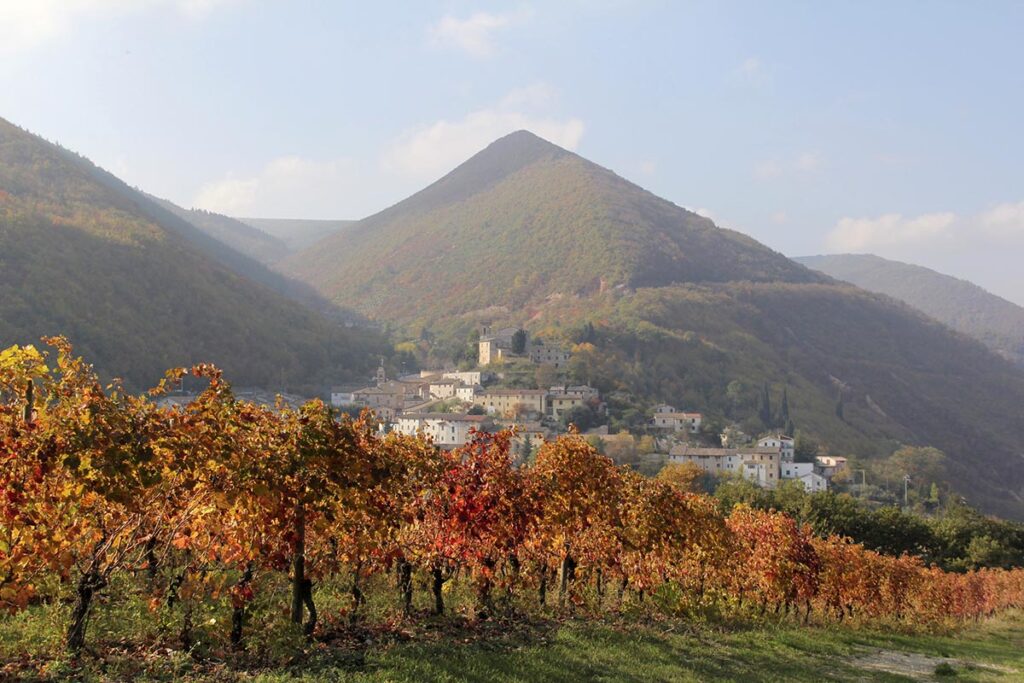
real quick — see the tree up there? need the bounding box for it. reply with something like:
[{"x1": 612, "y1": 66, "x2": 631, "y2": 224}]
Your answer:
[
  {"x1": 519, "y1": 436, "x2": 535, "y2": 464},
  {"x1": 657, "y1": 462, "x2": 707, "y2": 493},
  {"x1": 793, "y1": 431, "x2": 820, "y2": 463},
  {"x1": 778, "y1": 387, "x2": 791, "y2": 432},
  {"x1": 534, "y1": 363, "x2": 559, "y2": 388},
  {"x1": 561, "y1": 404, "x2": 602, "y2": 431},
  {"x1": 876, "y1": 446, "x2": 949, "y2": 500},
  {"x1": 511, "y1": 329, "x2": 528, "y2": 355},
  {"x1": 758, "y1": 382, "x2": 773, "y2": 428},
  {"x1": 725, "y1": 380, "x2": 751, "y2": 419}
]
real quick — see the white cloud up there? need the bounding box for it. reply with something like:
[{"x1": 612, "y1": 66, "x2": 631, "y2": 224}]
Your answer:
[
  {"x1": 979, "y1": 201, "x2": 1024, "y2": 239},
  {"x1": 825, "y1": 212, "x2": 957, "y2": 252},
  {"x1": 754, "y1": 160, "x2": 783, "y2": 180},
  {"x1": 176, "y1": 0, "x2": 238, "y2": 19},
  {"x1": 754, "y1": 152, "x2": 823, "y2": 180},
  {"x1": 736, "y1": 57, "x2": 762, "y2": 79},
  {"x1": 0, "y1": 0, "x2": 237, "y2": 53},
  {"x1": 826, "y1": 202, "x2": 1024, "y2": 254},
  {"x1": 427, "y1": 8, "x2": 533, "y2": 58},
  {"x1": 821, "y1": 204, "x2": 1024, "y2": 305},
  {"x1": 382, "y1": 86, "x2": 584, "y2": 179},
  {"x1": 795, "y1": 152, "x2": 822, "y2": 172},
  {"x1": 733, "y1": 56, "x2": 772, "y2": 87},
  {"x1": 498, "y1": 82, "x2": 557, "y2": 109},
  {"x1": 194, "y1": 156, "x2": 363, "y2": 218}
]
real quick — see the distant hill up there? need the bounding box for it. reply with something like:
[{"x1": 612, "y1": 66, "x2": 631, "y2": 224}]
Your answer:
[
  {"x1": 0, "y1": 117, "x2": 383, "y2": 391},
  {"x1": 282, "y1": 130, "x2": 1024, "y2": 519},
  {"x1": 147, "y1": 195, "x2": 289, "y2": 264},
  {"x1": 239, "y1": 217, "x2": 354, "y2": 252},
  {"x1": 797, "y1": 254, "x2": 1024, "y2": 367}
]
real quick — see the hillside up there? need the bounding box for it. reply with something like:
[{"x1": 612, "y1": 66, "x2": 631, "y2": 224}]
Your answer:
[
  {"x1": 147, "y1": 195, "x2": 290, "y2": 264},
  {"x1": 0, "y1": 117, "x2": 383, "y2": 390},
  {"x1": 528, "y1": 282, "x2": 1024, "y2": 517},
  {"x1": 282, "y1": 131, "x2": 824, "y2": 322},
  {"x1": 282, "y1": 131, "x2": 1024, "y2": 519},
  {"x1": 797, "y1": 254, "x2": 1024, "y2": 367},
  {"x1": 240, "y1": 217, "x2": 354, "y2": 251}
]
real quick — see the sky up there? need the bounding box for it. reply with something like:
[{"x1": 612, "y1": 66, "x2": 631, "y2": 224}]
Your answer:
[{"x1": 1, "y1": 0, "x2": 1023, "y2": 304}]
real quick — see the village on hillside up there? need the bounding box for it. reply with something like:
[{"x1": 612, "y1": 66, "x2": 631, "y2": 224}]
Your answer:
[{"x1": 324, "y1": 326, "x2": 849, "y2": 493}]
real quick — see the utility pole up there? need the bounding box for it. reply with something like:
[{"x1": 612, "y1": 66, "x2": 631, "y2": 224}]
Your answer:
[
  {"x1": 855, "y1": 469, "x2": 866, "y2": 498},
  {"x1": 903, "y1": 474, "x2": 911, "y2": 509}
]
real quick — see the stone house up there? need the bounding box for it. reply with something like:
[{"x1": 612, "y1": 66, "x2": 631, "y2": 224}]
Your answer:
[
  {"x1": 757, "y1": 435, "x2": 795, "y2": 462},
  {"x1": 653, "y1": 410, "x2": 704, "y2": 434},
  {"x1": 669, "y1": 445, "x2": 781, "y2": 488},
  {"x1": 473, "y1": 389, "x2": 547, "y2": 418}
]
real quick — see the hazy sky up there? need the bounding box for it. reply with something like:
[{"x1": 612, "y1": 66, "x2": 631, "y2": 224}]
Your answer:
[{"x1": 1, "y1": 1, "x2": 1022, "y2": 304}]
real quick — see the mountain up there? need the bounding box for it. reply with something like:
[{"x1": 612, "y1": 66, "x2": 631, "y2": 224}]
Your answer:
[
  {"x1": 0, "y1": 117, "x2": 383, "y2": 391},
  {"x1": 796, "y1": 254, "x2": 1024, "y2": 367},
  {"x1": 282, "y1": 131, "x2": 824, "y2": 323},
  {"x1": 147, "y1": 195, "x2": 290, "y2": 264},
  {"x1": 283, "y1": 130, "x2": 1024, "y2": 519},
  {"x1": 239, "y1": 217, "x2": 354, "y2": 252}
]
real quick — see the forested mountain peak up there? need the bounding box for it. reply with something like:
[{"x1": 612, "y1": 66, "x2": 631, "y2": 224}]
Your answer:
[{"x1": 283, "y1": 130, "x2": 824, "y2": 322}]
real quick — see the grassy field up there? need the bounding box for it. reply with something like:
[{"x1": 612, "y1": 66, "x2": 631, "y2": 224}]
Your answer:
[{"x1": 4, "y1": 607, "x2": 1023, "y2": 682}]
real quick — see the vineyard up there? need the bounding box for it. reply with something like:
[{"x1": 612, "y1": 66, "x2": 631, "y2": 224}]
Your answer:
[{"x1": 2, "y1": 339, "x2": 1024, "y2": 677}]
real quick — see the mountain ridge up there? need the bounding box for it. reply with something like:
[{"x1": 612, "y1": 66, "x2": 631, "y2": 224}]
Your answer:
[
  {"x1": 797, "y1": 253, "x2": 1024, "y2": 367},
  {"x1": 237, "y1": 217, "x2": 355, "y2": 252},
  {"x1": 0, "y1": 116, "x2": 382, "y2": 390},
  {"x1": 147, "y1": 195, "x2": 290, "y2": 264}
]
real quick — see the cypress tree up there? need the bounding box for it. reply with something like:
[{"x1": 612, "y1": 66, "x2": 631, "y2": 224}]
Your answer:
[
  {"x1": 758, "y1": 382, "x2": 773, "y2": 427},
  {"x1": 778, "y1": 387, "x2": 791, "y2": 430}
]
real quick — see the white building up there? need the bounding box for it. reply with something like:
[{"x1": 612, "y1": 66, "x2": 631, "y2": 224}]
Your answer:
[
  {"x1": 455, "y1": 383, "x2": 482, "y2": 402},
  {"x1": 394, "y1": 413, "x2": 489, "y2": 448},
  {"x1": 668, "y1": 445, "x2": 781, "y2": 488},
  {"x1": 444, "y1": 370, "x2": 482, "y2": 386},
  {"x1": 800, "y1": 471, "x2": 830, "y2": 492},
  {"x1": 330, "y1": 385, "x2": 359, "y2": 408},
  {"x1": 779, "y1": 461, "x2": 830, "y2": 492},
  {"x1": 815, "y1": 455, "x2": 848, "y2": 478},
  {"x1": 428, "y1": 380, "x2": 459, "y2": 400}
]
